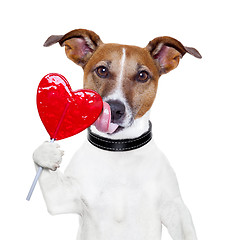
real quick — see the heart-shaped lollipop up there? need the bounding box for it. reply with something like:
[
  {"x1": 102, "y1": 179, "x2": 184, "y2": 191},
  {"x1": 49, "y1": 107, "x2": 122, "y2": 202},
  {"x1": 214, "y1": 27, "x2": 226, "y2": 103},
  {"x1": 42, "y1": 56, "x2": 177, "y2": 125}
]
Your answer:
[
  {"x1": 27, "y1": 73, "x2": 103, "y2": 201},
  {"x1": 37, "y1": 73, "x2": 103, "y2": 140}
]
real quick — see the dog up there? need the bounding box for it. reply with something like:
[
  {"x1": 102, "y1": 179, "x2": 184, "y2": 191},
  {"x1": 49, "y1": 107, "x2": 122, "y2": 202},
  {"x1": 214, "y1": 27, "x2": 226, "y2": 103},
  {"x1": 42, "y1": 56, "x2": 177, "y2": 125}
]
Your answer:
[{"x1": 33, "y1": 29, "x2": 201, "y2": 240}]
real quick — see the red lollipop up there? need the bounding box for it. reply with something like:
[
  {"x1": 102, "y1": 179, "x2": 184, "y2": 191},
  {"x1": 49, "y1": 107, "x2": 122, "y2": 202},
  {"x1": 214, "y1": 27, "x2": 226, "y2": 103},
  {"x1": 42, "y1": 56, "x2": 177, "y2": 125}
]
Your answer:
[
  {"x1": 37, "y1": 73, "x2": 103, "y2": 140},
  {"x1": 26, "y1": 73, "x2": 103, "y2": 200}
]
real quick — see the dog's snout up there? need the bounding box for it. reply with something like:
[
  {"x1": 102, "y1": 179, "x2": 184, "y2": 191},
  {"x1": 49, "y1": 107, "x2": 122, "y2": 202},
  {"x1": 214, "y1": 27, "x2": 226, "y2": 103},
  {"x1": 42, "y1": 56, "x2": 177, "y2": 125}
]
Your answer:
[{"x1": 107, "y1": 100, "x2": 125, "y2": 123}]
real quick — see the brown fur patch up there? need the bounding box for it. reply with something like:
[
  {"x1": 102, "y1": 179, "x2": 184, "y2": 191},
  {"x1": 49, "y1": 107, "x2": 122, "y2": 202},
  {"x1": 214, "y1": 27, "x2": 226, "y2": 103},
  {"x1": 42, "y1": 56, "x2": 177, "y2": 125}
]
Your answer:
[
  {"x1": 83, "y1": 44, "x2": 124, "y2": 97},
  {"x1": 121, "y1": 46, "x2": 159, "y2": 119},
  {"x1": 83, "y1": 44, "x2": 160, "y2": 120}
]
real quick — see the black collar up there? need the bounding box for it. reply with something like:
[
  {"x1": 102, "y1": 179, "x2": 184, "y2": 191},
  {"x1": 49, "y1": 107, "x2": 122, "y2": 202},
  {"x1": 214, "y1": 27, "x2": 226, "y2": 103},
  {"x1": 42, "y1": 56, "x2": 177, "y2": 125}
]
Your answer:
[{"x1": 87, "y1": 122, "x2": 152, "y2": 152}]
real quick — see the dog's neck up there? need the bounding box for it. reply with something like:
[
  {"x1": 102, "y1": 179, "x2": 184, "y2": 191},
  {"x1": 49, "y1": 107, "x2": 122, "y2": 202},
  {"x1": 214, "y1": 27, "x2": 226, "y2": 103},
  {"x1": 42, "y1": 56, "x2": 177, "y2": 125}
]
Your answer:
[{"x1": 90, "y1": 111, "x2": 150, "y2": 140}]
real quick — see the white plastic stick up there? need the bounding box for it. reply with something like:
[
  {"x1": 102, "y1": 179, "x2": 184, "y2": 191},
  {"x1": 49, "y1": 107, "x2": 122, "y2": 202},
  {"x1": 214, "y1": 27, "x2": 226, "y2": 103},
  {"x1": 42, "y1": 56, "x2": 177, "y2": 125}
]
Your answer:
[
  {"x1": 26, "y1": 166, "x2": 43, "y2": 201},
  {"x1": 26, "y1": 139, "x2": 55, "y2": 201}
]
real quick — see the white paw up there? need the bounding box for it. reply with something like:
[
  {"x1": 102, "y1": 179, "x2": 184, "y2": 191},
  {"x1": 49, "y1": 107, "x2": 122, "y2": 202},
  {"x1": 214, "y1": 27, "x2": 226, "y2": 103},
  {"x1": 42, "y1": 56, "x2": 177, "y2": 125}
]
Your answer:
[{"x1": 33, "y1": 141, "x2": 64, "y2": 171}]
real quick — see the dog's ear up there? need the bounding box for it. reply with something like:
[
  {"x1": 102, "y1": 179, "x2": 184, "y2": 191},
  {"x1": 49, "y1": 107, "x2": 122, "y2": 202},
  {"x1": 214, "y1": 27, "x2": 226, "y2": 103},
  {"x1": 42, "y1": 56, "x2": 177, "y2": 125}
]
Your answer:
[
  {"x1": 43, "y1": 29, "x2": 103, "y2": 68},
  {"x1": 146, "y1": 36, "x2": 201, "y2": 75}
]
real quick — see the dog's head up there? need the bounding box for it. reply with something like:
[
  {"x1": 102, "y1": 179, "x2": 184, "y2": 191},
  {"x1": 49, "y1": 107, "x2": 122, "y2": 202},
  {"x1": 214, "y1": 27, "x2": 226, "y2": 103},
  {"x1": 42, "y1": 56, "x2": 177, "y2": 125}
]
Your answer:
[{"x1": 44, "y1": 29, "x2": 201, "y2": 134}]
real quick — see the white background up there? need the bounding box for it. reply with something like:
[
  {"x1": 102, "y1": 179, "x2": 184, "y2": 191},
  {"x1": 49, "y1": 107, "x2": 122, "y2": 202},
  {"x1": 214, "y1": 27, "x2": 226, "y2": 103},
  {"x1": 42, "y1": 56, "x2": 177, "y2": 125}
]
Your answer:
[{"x1": 1, "y1": 0, "x2": 240, "y2": 239}]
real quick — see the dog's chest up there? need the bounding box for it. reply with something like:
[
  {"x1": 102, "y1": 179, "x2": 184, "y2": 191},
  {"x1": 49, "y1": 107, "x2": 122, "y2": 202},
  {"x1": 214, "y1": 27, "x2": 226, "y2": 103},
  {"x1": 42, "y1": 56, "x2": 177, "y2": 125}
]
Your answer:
[{"x1": 74, "y1": 151, "x2": 161, "y2": 223}]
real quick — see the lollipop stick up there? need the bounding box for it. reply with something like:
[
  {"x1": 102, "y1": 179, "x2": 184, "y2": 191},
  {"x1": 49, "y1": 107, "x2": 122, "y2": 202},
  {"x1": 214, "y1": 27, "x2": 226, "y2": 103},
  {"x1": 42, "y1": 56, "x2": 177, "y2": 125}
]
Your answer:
[
  {"x1": 26, "y1": 139, "x2": 55, "y2": 201},
  {"x1": 26, "y1": 166, "x2": 43, "y2": 201}
]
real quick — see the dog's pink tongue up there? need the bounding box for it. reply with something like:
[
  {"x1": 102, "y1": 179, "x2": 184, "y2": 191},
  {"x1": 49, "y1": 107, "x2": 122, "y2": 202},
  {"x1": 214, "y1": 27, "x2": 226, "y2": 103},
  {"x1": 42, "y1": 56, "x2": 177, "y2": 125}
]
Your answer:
[{"x1": 94, "y1": 102, "x2": 119, "y2": 134}]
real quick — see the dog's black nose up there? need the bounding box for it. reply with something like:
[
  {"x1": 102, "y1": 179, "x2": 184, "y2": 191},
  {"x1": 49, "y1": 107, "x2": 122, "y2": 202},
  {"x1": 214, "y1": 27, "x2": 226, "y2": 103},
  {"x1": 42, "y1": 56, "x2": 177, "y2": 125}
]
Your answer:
[{"x1": 107, "y1": 100, "x2": 125, "y2": 123}]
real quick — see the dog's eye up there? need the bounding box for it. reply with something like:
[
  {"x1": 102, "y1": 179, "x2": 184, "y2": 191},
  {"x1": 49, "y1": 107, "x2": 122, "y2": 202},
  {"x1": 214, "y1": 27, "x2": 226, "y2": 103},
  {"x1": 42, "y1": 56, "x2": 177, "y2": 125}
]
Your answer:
[
  {"x1": 95, "y1": 66, "x2": 109, "y2": 78},
  {"x1": 136, "y1": 71, "x2": 150, "y2": 83}
]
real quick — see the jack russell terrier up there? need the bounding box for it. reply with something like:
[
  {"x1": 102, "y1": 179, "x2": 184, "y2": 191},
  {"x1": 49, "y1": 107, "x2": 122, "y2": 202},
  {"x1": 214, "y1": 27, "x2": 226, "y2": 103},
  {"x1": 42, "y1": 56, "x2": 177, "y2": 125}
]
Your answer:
[{"x1": 33, "y1": 29, "x2": 201, "y2": 240}]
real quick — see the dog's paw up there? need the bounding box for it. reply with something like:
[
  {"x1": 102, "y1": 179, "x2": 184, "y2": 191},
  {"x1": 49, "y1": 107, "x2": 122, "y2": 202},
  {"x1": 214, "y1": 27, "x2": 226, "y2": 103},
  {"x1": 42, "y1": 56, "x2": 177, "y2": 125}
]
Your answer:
[{"x1": 33, "y1": 141, "x2": 64, "y2": 171}]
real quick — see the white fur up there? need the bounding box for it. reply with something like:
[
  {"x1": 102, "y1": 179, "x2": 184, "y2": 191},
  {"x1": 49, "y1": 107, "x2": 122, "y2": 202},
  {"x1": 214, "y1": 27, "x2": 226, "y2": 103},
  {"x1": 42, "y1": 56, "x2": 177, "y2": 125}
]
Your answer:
[
  {"x1": 34, "y1": 136, "x2": 197, "y2": 240},
  {"x1": 117, "y1": 48, "x2": 126, "y2": 89}
]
